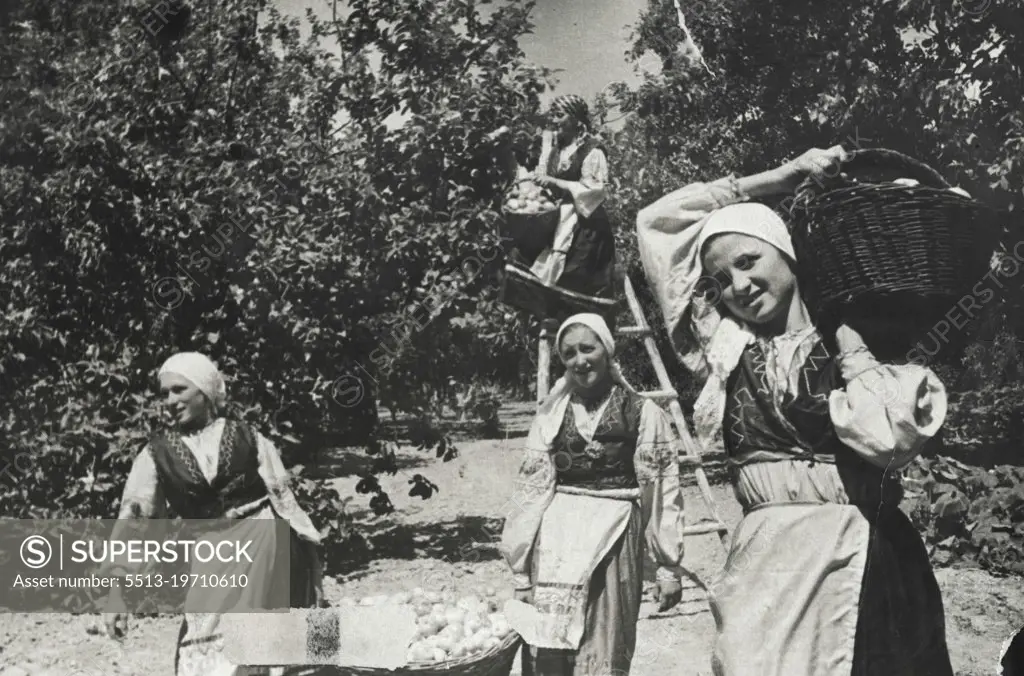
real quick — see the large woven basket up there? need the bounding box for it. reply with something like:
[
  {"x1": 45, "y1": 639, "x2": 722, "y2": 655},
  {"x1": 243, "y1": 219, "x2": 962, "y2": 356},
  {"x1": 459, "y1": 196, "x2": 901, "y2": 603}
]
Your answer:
[
  {"x1": 500, "y1": 179, "x2": 560, "y2": 264},
  {"x1": 788, "y1": 148, "x2": 1003, "y2": 362},
  {"x1": 331, "y1": 631, "x2": 522, "y2": 676}
]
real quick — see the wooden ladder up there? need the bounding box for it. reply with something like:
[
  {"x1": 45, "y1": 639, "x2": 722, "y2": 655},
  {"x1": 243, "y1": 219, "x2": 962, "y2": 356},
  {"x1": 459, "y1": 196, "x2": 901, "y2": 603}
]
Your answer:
[{"x1": 536, "y1": 275, "x2": 729, "y2": 549}]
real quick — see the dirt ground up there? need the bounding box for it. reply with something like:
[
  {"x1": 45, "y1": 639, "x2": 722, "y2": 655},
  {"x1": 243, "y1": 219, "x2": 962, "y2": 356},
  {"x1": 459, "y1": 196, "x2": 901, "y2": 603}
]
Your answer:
[{"x1": 2, "y1": 404, "x2": 1022, "y2": 675}]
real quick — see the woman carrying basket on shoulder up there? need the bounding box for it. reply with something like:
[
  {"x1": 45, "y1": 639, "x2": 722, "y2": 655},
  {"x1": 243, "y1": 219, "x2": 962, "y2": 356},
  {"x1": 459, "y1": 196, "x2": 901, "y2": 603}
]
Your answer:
[
  {"x1": 635, "y1": 147, "x2": 955, "y2": 676},
  {"x1": 102, "y1": 352, "x2": 323, "y2": 676},
  {"x1": 511, "y1": 94, "x2": 615, "y2": 302},
  {"x1": 500, "y1": 313, "x2": 686, "y2": 675}
]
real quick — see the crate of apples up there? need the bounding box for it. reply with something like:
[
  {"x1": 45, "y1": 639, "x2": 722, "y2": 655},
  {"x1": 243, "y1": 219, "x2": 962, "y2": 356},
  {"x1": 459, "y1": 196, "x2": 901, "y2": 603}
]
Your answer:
[{"x1": 337, "y1": 587, "x2": 516, "y2": 667}]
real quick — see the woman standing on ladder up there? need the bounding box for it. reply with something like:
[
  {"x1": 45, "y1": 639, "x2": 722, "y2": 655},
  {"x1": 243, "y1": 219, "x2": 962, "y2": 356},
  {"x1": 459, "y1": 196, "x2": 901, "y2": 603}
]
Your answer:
[{"x1": 525, "y1": 94, "x2": 616, "y2": 303}]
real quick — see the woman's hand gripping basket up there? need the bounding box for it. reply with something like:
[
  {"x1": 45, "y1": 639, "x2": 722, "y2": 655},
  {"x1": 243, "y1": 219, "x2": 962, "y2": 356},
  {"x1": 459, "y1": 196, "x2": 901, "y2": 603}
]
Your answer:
[
  {"x1": 333, "y1": 588, "x2": 523, "y2": 676},
  {"x1": 787, "y1": 148, "x2": 1005, "y2": 363},
  {"x1": 500, "y1": 179, "x2": 560, "y2": 264}
]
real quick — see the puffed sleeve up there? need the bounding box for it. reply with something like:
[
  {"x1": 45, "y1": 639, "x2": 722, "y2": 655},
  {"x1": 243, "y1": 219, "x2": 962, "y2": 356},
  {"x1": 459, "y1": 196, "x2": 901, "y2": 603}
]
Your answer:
[
  {"x1": 255, "y1": 432, "x2": 322, "y2": 545},
  {"x1": 567, "y1": 147, "x2": 609, "y2": 219},
  {"x1": 105, "y1": 446, "x2": 168, "y2": 578},
  {"x1": 829, "y1": 350, "x2": 948, "y2": 471},
  {"x1": 116, "y1": 446, "x2": 166, "y2": 520},
  {"x1": 499, "y1": 435, "x2": 557, "y2": 591},
  {"x1": 634, "y1": 400, "x2": 686, "y2": 582},
  {"x1": 579, "y1": 147, "x2": 608, "y2": 188}
]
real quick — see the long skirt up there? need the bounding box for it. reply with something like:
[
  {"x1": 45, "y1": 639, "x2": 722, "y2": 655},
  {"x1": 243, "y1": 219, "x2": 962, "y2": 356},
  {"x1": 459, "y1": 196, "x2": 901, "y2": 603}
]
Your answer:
[
  {"x1": 709, "y1": 460, "x2": 953, "y2": 676},
  {"x1": 523, "y1": 503, "x2": 644, "y2": 676},
  {"x1": 529, "y1": 204, "x2": 615, "y2": 300},
  {"x1": 173, "y1": 507, "x2": 320, "y2": 676},
  {"x1": 558, "y1": 206, "x2": 614, "y2": 299}
]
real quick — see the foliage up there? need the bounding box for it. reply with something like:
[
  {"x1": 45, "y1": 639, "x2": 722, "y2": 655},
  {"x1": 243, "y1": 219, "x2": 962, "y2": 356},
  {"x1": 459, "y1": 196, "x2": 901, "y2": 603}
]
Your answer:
[
  {"x1": 4, "y1": 0, "x2": 1024, "y2": 584},
  {"x1": 0, "y1": 0, "x2": 548, "y2": 521},
  {"x1": 602, "y1": 0, "x2": 1024, "y2": 407},
  {"x1": 904, "y1": 383, "x2": 1024, "y2": 576},
  {"x1": 905, "y1": 455, "x2": 1024, "y2": 577},
  {"x1": 617, "y1": 0, "x2": 1024, "y2": 208}
]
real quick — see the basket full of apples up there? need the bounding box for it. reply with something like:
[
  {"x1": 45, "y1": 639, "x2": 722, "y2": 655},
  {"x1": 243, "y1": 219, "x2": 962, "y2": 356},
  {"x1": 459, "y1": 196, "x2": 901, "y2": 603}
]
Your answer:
[
  {"x1": 334, "y1": 587, "x2": 521, "y2": 676},
  {"x1": 501, "y1": 178, "x2": 561, "y2": 262}
]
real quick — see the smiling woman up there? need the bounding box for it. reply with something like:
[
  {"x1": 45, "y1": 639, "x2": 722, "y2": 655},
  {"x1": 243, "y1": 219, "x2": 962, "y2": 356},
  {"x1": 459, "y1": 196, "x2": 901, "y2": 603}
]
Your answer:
[
  {"x1": 160, "y1": 368, "x2": 225, "y2": 433},
  {"x1": 636, "y1": 149, "x2": 955, "y2": 676},
  {"x1": 700, "y1": 227, "x2": 806, "y2": 335},
  {"x1": 101, "y1": 352, "x2": 324, "y2": 676},
  {"x1": 500, "y1": 313, "x2": 686, "y2": 676}
]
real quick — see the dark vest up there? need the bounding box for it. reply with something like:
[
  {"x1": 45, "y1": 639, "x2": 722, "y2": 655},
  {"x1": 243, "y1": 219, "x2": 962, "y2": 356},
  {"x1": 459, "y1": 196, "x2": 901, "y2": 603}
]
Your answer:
[
  {"x1": 723, "y1": 339, "x2": 845, "y2": 463},
  {"x1": 723, "y1": 339, "x2": 904, "y2": 508},
  {"x1": 553, "y1": 387, "x2": 644, "y2": 490},
  {"x1": 552, "y1": 136, "x2": 606, "y2": 185},
  {"x1": 149, "y1": 419, "x2": 268, "y2": 519}
]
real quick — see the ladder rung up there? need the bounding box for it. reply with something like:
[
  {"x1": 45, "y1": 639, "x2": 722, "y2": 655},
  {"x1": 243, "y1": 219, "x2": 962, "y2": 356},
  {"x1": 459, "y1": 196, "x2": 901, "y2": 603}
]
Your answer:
[
  {"x1": 677, "y1": 455, "x2": 704, "y2": 468},
  {"x1": 684, "y1": 521, "x2": 730, "y2": 536},
  {"x1": 640, "y1": 389, "x2": 677, "y2": 401},
  {"x1": 615, "y1": 326, "x2": 653, "y2": 338}
]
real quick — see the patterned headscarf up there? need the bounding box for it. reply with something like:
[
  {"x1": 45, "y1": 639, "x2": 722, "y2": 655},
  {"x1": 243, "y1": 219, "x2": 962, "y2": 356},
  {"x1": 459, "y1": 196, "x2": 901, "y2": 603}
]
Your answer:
[
  {"x1": 158, "y1": 352, "x2": 228, "y2": 413},
  {"x1": 549, "y1": 94, "x2": 591, "y2": 132}
]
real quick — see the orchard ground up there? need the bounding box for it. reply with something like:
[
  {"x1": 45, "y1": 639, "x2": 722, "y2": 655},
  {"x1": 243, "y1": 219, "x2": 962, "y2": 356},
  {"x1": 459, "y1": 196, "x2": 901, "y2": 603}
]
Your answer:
[{"x1": 1, "y1": 402, "x2": 1022, "y2": 676}]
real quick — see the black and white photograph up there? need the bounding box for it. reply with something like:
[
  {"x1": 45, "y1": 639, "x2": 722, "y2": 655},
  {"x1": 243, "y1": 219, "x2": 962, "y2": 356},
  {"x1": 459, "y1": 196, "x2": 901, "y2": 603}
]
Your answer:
[{"x1": 1, "y1": 0, "x2": 1023, "y2": 674}]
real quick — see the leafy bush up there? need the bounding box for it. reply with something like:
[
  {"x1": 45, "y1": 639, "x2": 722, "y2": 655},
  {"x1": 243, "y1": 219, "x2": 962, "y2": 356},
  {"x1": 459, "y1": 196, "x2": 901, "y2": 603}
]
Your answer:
[
  {"x1": 0, "y1": 0, "x2": 548, "y2": 522},
  {"x1": 904, "y1": 456, "x2": 1024, "y2": 576},
  {"x1": 942, "y1": 381, "x2": 1024, "y2": 463},
  {"x1": 904, "y1": 383, "x2": 1024, "y2": 576}
]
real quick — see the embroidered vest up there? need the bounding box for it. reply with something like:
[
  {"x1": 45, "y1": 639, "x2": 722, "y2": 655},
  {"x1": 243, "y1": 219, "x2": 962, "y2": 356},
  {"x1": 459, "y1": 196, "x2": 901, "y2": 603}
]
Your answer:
[
  {"x1": 723, "y1": 339, "x2": 845, "y2": 462},
  {"x1": 149, "y1": 419, "x2": 268, "y2": 519},
  {"x1": 723, "y1": 339, "x2": 904, "y2": 507},
  {"x1": 553, "y1": 387, "x2": 644, "y2": 490}
]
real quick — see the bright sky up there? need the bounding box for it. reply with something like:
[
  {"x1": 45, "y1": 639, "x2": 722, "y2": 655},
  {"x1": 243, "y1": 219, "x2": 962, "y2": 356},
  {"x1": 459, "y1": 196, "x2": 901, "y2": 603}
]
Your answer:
[
  {"x1": 273, "y1": 0, "x2": 652, "y2": 105},
  {"x1": 271, "y1": 1, "x2": 989, "y2": 131}
]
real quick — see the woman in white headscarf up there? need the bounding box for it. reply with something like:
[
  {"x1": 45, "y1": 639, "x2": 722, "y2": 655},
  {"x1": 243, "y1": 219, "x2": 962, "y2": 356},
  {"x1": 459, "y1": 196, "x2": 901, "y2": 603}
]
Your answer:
[
  {"x1": 635, "y1": 148, "x2": 954, "y2": 676},
  {"x1": 500, "y1": 313, "x2": 686, "y2": 675},
  {"x1": 102, "y1": 352, "x2": 323, "y2": 676}
]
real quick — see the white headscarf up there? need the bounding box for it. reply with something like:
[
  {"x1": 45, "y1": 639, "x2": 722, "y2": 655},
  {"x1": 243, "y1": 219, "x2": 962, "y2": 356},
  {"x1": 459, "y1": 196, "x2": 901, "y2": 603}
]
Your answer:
[
  {"x1": 530, "y1": 314, "x2": 637, "y2": 451},
  {"x1": 651, "y1": 202, "x2": 798, "y2": 447},
  {"x1": 554, "y1": 312, "x2": 616, "y2": 355},
  {"x1": 158, "y1": 352, "x2": 228, "y2": 413},
  {"x1": 697, "y1": 202, "x2": 796, "y2": 263}
]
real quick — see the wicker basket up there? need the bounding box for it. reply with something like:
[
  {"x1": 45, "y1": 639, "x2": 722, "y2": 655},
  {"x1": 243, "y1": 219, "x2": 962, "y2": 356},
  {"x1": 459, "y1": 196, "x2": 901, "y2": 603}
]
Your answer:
[
  {"x1": 500, "y1": 180, "x2": 561, "y2": 264},
  {"x1": 788, "y1": 148, "x2": 1003, "y2": 361},
  {"x1": 331, "y1": 631, "x2": 522, "y2": 676}
]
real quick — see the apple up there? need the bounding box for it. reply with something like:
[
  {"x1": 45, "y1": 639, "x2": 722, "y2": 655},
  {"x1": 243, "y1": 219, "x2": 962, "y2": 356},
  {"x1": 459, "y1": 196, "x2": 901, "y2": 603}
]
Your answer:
[{"x1": 351, "y1": 588, "x2": 517, "y2": 667}]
